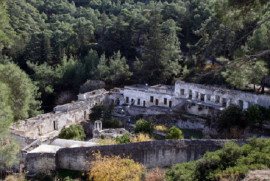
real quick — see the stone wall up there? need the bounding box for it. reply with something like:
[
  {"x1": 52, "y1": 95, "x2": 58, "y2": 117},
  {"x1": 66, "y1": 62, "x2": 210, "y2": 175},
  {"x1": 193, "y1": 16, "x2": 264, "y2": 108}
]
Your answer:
[
  {"x1": 11, "y1": 89, "x2": 109, "y2": 139},
  {"x1": 123, "y1": 81, "x2": 270, "y2": 113},
  {"x1": 26, "y1": 152, "x2": 56, "y2": 174},
  {"x1": 175, "y1": 81, "x2": 270, "y2": 109},
  {"x1": 124, "y1": 85, "x2": 176, "y2": 108},
  {"x1": 25, "y1": 139, "x2": 247, "y2": 173}
]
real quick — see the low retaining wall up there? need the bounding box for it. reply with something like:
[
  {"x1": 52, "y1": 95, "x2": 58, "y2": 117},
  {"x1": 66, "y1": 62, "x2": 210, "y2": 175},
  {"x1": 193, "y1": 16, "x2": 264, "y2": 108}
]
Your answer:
[
  {"x1": 57, "y1": 139, "x2": 245, "y2": 171},
  {"x1": 26, "y1": 139, "x2": 247, "y2": 173}
]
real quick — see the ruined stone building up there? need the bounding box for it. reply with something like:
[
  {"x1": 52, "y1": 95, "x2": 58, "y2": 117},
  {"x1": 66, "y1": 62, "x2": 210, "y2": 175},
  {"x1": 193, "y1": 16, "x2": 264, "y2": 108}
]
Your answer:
[
  {"x1": 10, "y1": 81, "x2": 270, "y2": 173},
  {"x1": 11, "y1": 81, "x2": 270, "y2": 147},
  {"x1": 123, "y1": 81, "x2": 270, "y2": 116}
]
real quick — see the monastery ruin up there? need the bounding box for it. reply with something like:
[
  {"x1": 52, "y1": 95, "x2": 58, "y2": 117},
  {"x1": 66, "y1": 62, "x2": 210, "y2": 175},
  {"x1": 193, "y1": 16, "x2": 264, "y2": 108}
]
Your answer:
[
  {"x1": 10, "y1": 81, "x2": 270, "y2": 173},
  {"x1": 11, "y1": 81, "x2": 270, "y2": 143}
]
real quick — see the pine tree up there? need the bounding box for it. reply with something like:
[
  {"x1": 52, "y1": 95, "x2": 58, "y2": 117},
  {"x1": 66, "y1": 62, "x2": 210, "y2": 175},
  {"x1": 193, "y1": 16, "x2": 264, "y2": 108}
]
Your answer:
[{"x1": 141, "y1": 9, "x2": 182, "y2": 84}]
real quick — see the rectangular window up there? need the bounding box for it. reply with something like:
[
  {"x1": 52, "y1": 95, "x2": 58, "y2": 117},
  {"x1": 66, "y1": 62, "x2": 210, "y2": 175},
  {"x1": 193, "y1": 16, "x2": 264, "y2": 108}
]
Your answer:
[
  {"x1": 207, "y1": 95, "x2": 211, "y2": 101},
  {"x1": 53, "y1": 121, "x2": 57, "y2": 130},
  {"x1": 164, "y1": 98, "x2": 167, "y2": 105},
  {"x1": 189, "y1": 90, "x2": 192, "y2": 99},
  {"x1": 126, "y1": 97, "x2": 129, "y2": 103},
  {"x1": 180, "y1": 89, "x2": 185, "y2": 95},
  {"x1": 200, "y1": 94, "x2": 205, "y2": 102},
  {"x1": 195, "y1": 92, "x2": 199, "y2": 99},
  {"x1": 222, "y1": 98, "x2": 227, "y2": 107},
  {"x1": 137, "y1": 99, "x2": 140, "y2": 105},
  {"x1": 150, "y1": 96, "x2": 154, "y2": 103},
  {"x1": 169, "y1": 101, "x2": 172, "y2": 108},
  {"x1": 155, "y1": 99, "x2": 159, "y2": 106},
  {"x1": 239, "y1": 100, "x2": 243, "y2": 109},
  {"x1": 215, "y1": 95, "x2": 220, "y2": 103}
]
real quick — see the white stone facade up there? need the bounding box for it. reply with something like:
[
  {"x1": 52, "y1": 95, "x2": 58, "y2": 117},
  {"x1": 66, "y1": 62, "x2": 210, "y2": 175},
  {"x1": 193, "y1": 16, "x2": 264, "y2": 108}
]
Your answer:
[{"x1": 123, "y1": 81, "x2": 270, "y2": 110}]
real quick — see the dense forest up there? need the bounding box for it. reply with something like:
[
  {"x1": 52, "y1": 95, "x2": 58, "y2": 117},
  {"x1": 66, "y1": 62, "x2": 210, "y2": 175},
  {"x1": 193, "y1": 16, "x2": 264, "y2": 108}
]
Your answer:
[{"x1": 0, "y1": 0, "x2": 269, "y2": 113}]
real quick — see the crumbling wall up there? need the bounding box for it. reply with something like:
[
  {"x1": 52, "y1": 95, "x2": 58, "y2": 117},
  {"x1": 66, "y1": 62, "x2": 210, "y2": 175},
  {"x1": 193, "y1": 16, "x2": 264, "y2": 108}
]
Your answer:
[
  {"x1": 123, "y1": 85, "x2": 176, "y2": 108},
  {"x1": 175, "y1": 81, "x2": 270, "y2": 109},
  {"x1": 11, "y1": 89, "x2": 109, "y2": 139},
  {"x1": 54, "y1": 139, "x2": 246, "y2": 172},
  {"x1": 26, "y1": 153, "x2": 56, "y2": 174}
]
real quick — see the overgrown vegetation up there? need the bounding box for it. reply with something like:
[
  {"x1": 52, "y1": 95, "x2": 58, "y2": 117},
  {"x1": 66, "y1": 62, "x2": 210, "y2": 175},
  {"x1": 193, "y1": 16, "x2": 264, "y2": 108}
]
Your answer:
[
  {"x1": 165, "y1": 126, "x2": 184, "y2": 139},
  {"x1": 134, "y1": 119, "x2": 154, "y2": 135},
  {"x1": 116, "y1": 133, "x2": 153, "y2": 144},
  {"x1": 0, "y1": 0, "x2": 268, "y2": 111},
  {"x1": 145, "y1": 168, "x2": 165, "y2": 181},
  {"x1": 116, "y1": 133, "x2": 131, "y2": 144},
  {"x1": 96, "y1": 138, "x2": 117, "y2": 145},
  {"x1": 89, "y1": 103, "x2": 121, "y2": 128},
  {"x1": 154, "y1": 125, "x2": 168, "y2": 132},
  {"x1": 165, "y1": 138, "x2": 270, "y2": 181},
  {"x1": 217, "y1": 104, "x2": 270, "y2": 137},
  {"x1": 58, "y1": 125, "x2": 86, "y2": 141},
  {"x1": 88, "y1": 151, "x2": 145, "y2": 181}
]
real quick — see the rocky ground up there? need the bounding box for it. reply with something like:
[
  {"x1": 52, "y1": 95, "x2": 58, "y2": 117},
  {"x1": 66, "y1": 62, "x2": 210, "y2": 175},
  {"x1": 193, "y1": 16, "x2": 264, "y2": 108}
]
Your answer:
[{"x1": 243, "y1": 170, "x2": 270, "y2": 181}]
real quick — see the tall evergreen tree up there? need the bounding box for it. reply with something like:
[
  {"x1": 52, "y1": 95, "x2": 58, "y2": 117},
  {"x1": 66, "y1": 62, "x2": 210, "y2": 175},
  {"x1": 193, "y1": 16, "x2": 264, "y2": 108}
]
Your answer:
[
  {"x1": 97, "y1": 51, "x2": 132, "y2": 86},
  {"x1": 140, "y1": 9, "x2": 182, "y2": 84}
]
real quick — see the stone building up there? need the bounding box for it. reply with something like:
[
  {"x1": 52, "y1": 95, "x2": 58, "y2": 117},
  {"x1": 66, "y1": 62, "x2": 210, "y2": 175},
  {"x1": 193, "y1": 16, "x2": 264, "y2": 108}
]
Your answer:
[
  {"x1": 123, "y1": 81, "x2": 270, "y2": 112},
  {"x1": 11, "y1": 81, "x2": 270, "y2": 148},
  {"x1": 11, "y1": 89, "x2": 109, "y2": 142}
]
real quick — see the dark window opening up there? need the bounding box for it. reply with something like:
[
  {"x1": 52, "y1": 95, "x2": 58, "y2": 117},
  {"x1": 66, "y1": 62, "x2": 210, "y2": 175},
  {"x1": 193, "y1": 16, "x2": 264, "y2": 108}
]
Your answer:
[
  {"x1": 239, "y1": 100, "x2": 243, "y2": 109},
  {"x1": 53, "y1": 121, "x2": 57, "y2": 130},
  {"x1": 195, "y1": 92, "x2": 199, "y2": 99},
  {"x1": 164, "y1": 98, "x2": 167, "y2": 105},
  {"x1": 207, "y1": 95, "x2": 211, "y2": 101},
  {"x1": 115, "y1": 98, "x2": 120, "y2": 105},
  {"x1": 222, "y1": 98, "x2": 227, "y2": 107},
  {"x1": 126, "y1": 97, "x2": 129, "y2": 103},
  {"x1": 189, "y1": 90, "x2": 192, "y2": 99},
  {"x1": 155, "y1": 99, "x2": 159, "y2": 106},
  {"x1": 200, "y1": 94, "x2": 205, "y2": 102},
  {"x1": 150, "y1": 96, "x2": 154, "y2": 103},
  {"x1": 180, "y1": 89, "x2": 185, "y2": 95},
  {"x1": 169, "y1": 101, "x2": 172, "y2": 108},
  {"x1": 143, "y1": 101, "x2": 146, "y2": 107},
  {"x1": 131, "y1": 99, "x2": 135, "y2": 105},
  {"x1": 137, "y1": 99, "x2": 140, "y2": 105},
  {"x1": 215, "y1": 95, "x2": 220, "y2": 103}
]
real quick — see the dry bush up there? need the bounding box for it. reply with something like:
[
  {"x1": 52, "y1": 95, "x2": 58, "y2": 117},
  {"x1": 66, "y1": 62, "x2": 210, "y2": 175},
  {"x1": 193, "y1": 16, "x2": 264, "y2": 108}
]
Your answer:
[
  {"x1": 154, "y1": 125, "x2": 168, "y2": 132},
  {"x1": 88, "y1": 152, "x2": 145, "y2": 181},
  {"x1": 226, "y1": 126, "x2": 244, "y2": 139},
  {"x1": 96, "y1": 138, "x2": 117, "y2": 145},
  {"x1": 5, "y1": 174, "x2": 26, "y2": 181},
  {"x1": 130, "y1": 133, "x2": 153, "y2": 143},
  {"x1": 145, "y1": 168, "x2": 165, "y2": 181}
]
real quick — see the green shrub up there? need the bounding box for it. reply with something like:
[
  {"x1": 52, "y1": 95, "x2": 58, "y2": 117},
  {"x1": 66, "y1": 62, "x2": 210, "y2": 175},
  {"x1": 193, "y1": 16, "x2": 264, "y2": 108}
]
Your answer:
[
  {"x1": 116, "y1": 133, "x2": 130, "y2": 144},
  {"x1": 244, "y1": 104, "x2": 270, "y2": 125},
  {"x1": 217, "y1": 105, "x2": 246, "y2": 130},
  {"x1": 89, "y1": 104, "x2": 103, "y2": 121},
  {"x1": 134, "y1": 119, "x2": 154, "y2": 135},
  {"x1": 166, "y1": 138, "x2": 270, "y2": 181},
  {"x1": 59, "y1": 125, "x2": 86, "y2": 141},
  {"x1": 166, "y1": 126, "x2": 183, "y2": 139}
]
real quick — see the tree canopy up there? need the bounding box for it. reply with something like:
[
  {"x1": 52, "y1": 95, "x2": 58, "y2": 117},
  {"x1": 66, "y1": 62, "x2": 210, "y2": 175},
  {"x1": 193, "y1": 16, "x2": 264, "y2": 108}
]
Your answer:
[{"x1": 0, "y1": 0, "x2": 268, "y2": 111}]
